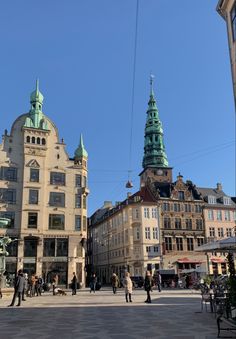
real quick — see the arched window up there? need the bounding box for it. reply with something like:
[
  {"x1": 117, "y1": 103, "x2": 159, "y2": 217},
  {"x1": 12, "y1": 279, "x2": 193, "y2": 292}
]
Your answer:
[
  {"x1": 37, "y1": 137, "x2": 40, "y2": 145},
  {"x1": 32, "y1": 137, "x2": 35, "y2": 144},
  {"x1": 26, "y1": 136, "x2": 30, "y2": 143},
  {"x1": 42, "y1": 138, "x2": 46, "y2": 145}
]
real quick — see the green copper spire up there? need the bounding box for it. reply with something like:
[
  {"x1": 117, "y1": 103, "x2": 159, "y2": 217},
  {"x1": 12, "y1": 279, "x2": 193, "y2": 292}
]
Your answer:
[
  {"x1": 142, "y1": 76, "x2": 169, "y2": 169},
  {"x1": 75, "y1": 134, "x2": 88, "y2": 159},
  {"x1": 24, "y1": 79, "x2": 48, "y2": 129}
]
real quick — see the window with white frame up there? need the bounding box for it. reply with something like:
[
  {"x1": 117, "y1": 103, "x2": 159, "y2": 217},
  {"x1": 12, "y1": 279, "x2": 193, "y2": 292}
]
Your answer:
[
  {"x1": 226, "y1": 228, "x2": 232, "y2": 237},
  {"x1": 223, "y1": 197, "x2": 231, "y2": 205},
  {"x1": 217, "y1": 210, "x2": 222, "y2": 221},
  {"x1": 153, "y1": 227, "x2": 158, "y2": 239},
  {"x1": 153, "y1": 246, "x2": 159, "y2": 252},
  {"x1": 144, "y1": 208, "x2": 150, "y2": 218},
  {"x1": 224, "y1": 210, "x2": 230, "y2": 221},
  {"x1": 152, "y1": 207, "x2": 158, "y2": 218},
  {"x1": 208, "y1": 196, "x2": 216, "y2": 204},
  {"x1": 133, "y1": 208, "x2": 139, "y2": 219},
  {"x1": 146, "y1": 246, "x2": 151, "y2": 253},
  {"x1": 218, "y1": 227, "x2": 224, "y2": 238},
  {"x1": 174, "y1": 203, "x2": 181, "y2": 212},
  {"x1": 209, "y1": 227, "x2": 215, "y2": 237},
  {"x1": 162, "y1": 202, "x2": 170, "y2": 211},
  {"x1": 145, "y1": 227, "x2": 151, "y2": 240},
  {"x1": 208, "y1": 210, "x2": 214, "y2": 220}
]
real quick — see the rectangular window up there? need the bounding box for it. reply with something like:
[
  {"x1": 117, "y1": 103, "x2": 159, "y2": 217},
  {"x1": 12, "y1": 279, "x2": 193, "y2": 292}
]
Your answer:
[
  {"x1": 164, "y1": 217, "x2": 171, "y2": 229},
  {"x1": 185, "y1": 204, "x2": 191, "y2": 212},
  {"x1": 153, "y1": 246, "x2": 159, "y2": 252},
  {"x1": 49, "y1": 192, "x2": 65, "y2": 207},
  {"x1": 56, "y1": 238, "x2": 68, "y2": 256},
  {"x1": 0, "y1": 211, "x2": 15, "y2": 228},
  {"x1": 208, "y1": 210, "x2": 214, "y2": 220},
  {"x1": 133, "y1": 208, "x2": 139, "y2": 219},
  {"x1": 195, "y1": 205, "x2": 202, "y2": 213},
  {"x1": 75, "y1": 215, "x2": 81, "y2": 231},
  {"x1": 83, "y1": 195, "x2": 86, "y2": 209},
  {"x1": 196, "y1": 219, "x2": 203, "y2": 230},
  {"x1": 0, "y1": 166, "x2": 17, "y2": 181},
  {"x1": 197, "y1": 238, "x2": 204, "y2": 247},
  {"x1": 153, "y1": 227, "x2": 158, "y2": 239},
  {"x1": 234, "y1": 211, "x2": 236, "y2": 221},
  {"x1": 28, "y1": 213, "x2": 38, "y2": 228},
  {"x1": 30, "y1": 168, "x2": 39, "y2": 182},
  {"x1": 145, "y1": 227, "x2": 151, "y2": 239},
  {"x1": 174, "y1": 203, "x2": 181, "y2": 212},
  {"x1": 224, "y1": 210, "x2": 230, "y2": 221},
  {"x1": 176, "y1": 237, "x2": 183, "y2": 251},
  {"x1": 231, "y1": 3, "x2": 236, "y2": 41},
  {"x1": 49, "y1": 214, "x2": 65, "y2": 230},
  {"x1": 75, "y1": 174, "x2": 81, "y2": 187},
  {"x1": 50, "y1": 172, "x2": 65, "y2": 186},
  {"x1": 83, "y1": 216, "x2": 87, "y2": 231},
  {"x1": 175, "y1": 218, "x2": 181, "y2": 229},
  {"x1": 0, "y1": 188, "x2": 16, "y2": 204},
  {"x1": 135, "y1": 227, "x2": 140, "y2": 240},
  {"x1": 209, "y1": 227, "x2": 215, "y2": 237},
  {"x1": 163, "y1": 202, "x2": 170, "y2": 211},
  {"x1": 223, "y1": 197, "x2": 231, "y2": 205},
  {"x1": 152, "y1": 208, "x2": 157, "y2": 218},
  {"x1": 226, "y1": 228, "x2": 232, "y2": 237},
  {"x1": 178, "y1": 191, "x2": 184, "y2": 200},
  {"x1": 218, "y1": 227, "x2": 224, "y2": 238},
  {"x1": 75, "y1": 194, "x2": 81, "y2": 208},
  {"x1": 83, "y1": 176, "x2": 87, "y2": 187},
  {"x1": 164, "y1": 237, "x2": 172, "y2": 251},
  {"x1": 144, "y1": 208, "x2": 150, "y2": 218},
  {"x1": 187, "y1": 238, "x2": 194, "y2": 251},
  {"x1": 29, "y1": 189, "x2": 38, "y2": 204},
  {"x1": 146, "y1": 246, "x2": 151, "y2": 253},
  {"x1": 43, "y1": 238, "x2": 55, "y2": 257},
  {"x1": 208, "y1": 196, "x2": 216, "y2": 204},
  {"x1": 217, "y1": 210, "x2": 222, "y2": 221},
  {"x1": 24, "y1": 239, "x2": 37, "y2": 257},
  {"x1": 185, "y1": 219, "x2": 192, "y2": 230}
]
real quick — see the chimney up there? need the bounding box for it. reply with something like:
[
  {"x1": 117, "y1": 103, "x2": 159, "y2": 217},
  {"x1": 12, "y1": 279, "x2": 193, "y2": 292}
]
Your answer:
[
  {"x1": 216, "y1": 183, "x2": 222, "y2": 191},
  {"x1": 103, "y1": 201, "x2": 113, "y2": 208}
]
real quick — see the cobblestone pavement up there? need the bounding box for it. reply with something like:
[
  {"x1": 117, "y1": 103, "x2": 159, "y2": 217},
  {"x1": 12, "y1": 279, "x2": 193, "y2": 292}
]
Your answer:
[{"x1": 0, "y1": 288, "x2": 221, "y2": 339}]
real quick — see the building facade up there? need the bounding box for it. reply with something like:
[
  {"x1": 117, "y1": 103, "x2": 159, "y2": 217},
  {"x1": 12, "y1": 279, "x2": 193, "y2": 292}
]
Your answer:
[
  {"x1": 0, "y1": 81, "x2": 89, "y2": 286},
  {"x1": 217, "y1": 0, "x2": 236, "y2": 108},
  {"x1": 197, "y1": 184, "x2": 236, "y2": 275}
]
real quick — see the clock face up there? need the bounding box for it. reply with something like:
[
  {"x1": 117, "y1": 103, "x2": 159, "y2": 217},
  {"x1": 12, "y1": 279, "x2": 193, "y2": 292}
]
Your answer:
[{"x1": 157, "y1": 169, "x2": 163, "y2": 175}]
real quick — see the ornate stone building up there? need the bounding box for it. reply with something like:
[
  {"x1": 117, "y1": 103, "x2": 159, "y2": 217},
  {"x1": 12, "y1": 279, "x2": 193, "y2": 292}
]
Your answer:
[{"x1": 0, "y1": 81, "x2": 89, "y2": 286}]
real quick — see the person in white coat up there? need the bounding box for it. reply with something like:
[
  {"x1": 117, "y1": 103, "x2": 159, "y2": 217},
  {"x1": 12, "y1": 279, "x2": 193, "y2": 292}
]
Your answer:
[{"x1": 123, "y1": 272, "x2": 133, "y2": 303}]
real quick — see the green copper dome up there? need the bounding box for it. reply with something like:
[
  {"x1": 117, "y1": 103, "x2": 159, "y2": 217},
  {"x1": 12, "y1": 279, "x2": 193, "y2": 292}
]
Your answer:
[
  {"x1": 24, "y1": 79, "x2": 48, "y2": 130},
  {"x1": 142, "y1": 76, "x2": 169, "y2": 169},
  {"x1": 75, "y1": 134, "x2": 88, "y2": 159}
]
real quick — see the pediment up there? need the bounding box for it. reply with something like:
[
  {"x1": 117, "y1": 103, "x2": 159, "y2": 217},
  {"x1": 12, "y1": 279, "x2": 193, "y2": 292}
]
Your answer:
[{"x1": 26, "y1": 159, "x2": 40, "y2": 168}]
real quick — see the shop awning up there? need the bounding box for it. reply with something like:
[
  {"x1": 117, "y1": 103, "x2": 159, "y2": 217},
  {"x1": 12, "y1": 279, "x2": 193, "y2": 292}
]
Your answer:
[
  {"x1": 176, "y1": 257, "x2": 203, "y2": 264},
  {"x1": 211, "y1": 258, "x2": 226, "y2": 263}
]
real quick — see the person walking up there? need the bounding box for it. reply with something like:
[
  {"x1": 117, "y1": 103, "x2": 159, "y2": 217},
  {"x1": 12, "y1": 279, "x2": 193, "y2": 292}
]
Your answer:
[
  {"x1": 71, "y1": 272, "x2": 77, "y2": 295},
  {"x1": 123, "y1": 272, "x2": 132, "y2": 303},
  {"x1": 156, "y1": 271, "x2": 162, "y2": 292},
  {"x1": 90, "y1": 273, "x2": 97, "y2": 293},
  {"x1": 111, "y1": 273, "x2": 119, "y2": 294},
  {"x1": 8, "y1": 269, "x2": 25, "y2": 307},
  {"x1": 144, "y1": 270, "x2": 153, "y2": 304},
  {"x1": 52, "y1": 274, "x2": 58, "y2": 296}
]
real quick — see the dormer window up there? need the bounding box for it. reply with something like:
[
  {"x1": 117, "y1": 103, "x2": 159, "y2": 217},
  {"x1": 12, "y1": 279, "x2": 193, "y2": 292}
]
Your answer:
[
  {"x1": 208, "y1": 195, "x2": 216, "y2": 204},
  {"x1": 178, "y1": 191, "x2": 184, "y2": 200},
  {"x1": 223, "y1": 196, "x2": 231, "y2": 205}
]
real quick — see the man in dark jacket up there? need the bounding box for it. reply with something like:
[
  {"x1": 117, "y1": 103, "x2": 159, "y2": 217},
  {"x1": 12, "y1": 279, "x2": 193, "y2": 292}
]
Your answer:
[
  {"x1": 8, "y1": 269, "x2": 25, "y2": 307},
  {"x1": 71, "y1": 272, "x2": 77, "y2": 295}
]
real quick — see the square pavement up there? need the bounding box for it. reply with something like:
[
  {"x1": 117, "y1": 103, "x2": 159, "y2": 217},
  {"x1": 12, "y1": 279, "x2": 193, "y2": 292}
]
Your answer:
[{"x1": 0, "y1": 288, "x2": 225, "y2": 339}]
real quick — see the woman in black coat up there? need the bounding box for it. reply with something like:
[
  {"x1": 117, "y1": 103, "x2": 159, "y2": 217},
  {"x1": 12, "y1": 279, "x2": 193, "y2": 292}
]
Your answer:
[
  {"x1": 144, "y1": 270, "x2": 153, "y2": 304},
  {"x1": 71, "y1": 272, "x2": 77, "y2": 295}
]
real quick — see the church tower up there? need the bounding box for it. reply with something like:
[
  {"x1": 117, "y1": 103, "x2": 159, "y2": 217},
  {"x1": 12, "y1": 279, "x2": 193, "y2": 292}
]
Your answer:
[{"x1": 140, "y1": 76, "x2": 172, "y2": 186}]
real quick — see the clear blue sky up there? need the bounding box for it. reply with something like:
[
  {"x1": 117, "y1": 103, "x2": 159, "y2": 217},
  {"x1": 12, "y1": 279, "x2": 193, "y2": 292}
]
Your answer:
[{"x1": 0, "y1": 0, "x2": 235, "y2": 215}]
